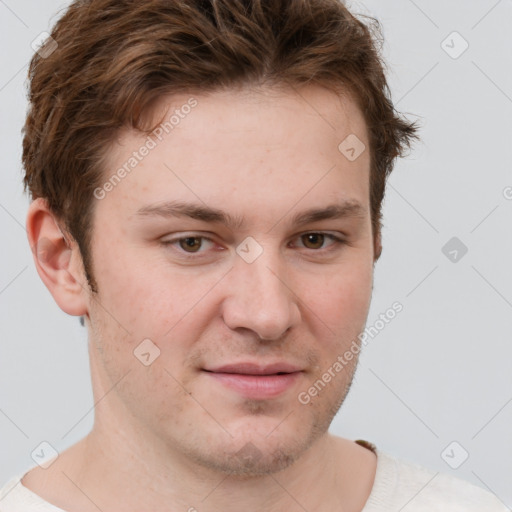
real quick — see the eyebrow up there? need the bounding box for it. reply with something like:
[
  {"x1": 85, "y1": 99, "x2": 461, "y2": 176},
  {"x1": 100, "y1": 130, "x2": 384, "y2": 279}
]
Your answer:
[{"x1": 134, "y1": 199, "x2": 367, "y2": 230}]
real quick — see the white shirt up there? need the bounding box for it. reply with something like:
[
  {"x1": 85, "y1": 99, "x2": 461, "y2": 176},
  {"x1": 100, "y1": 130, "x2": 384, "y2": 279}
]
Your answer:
[{"x1": 0, "y1": 442, "x2": 508, "y2": 511}]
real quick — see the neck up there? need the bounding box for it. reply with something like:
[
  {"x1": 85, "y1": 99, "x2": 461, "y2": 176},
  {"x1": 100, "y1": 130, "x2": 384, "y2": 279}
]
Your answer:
[
  {"x1": 22, "y1": 414, "x2": 376, "y2": 512},
  {"x1": 77, "y1": 422, "x2": 345, "y2": 512}
]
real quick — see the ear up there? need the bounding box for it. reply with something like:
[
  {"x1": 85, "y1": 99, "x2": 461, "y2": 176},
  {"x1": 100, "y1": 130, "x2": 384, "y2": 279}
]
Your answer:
[{"x1": 26, "y1": 198, "x2": 89, "y2": 316}]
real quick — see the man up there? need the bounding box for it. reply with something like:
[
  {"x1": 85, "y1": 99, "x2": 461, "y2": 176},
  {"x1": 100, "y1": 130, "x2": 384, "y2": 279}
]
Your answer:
[{"x1": 0, "y1": 0, "x2": 508, "y2": 510}]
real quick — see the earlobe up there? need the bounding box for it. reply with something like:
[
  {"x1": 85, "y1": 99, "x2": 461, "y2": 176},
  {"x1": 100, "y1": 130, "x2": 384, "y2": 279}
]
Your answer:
[{"x1": 26, "y1": 198, "x2": 89, "y2": 317}]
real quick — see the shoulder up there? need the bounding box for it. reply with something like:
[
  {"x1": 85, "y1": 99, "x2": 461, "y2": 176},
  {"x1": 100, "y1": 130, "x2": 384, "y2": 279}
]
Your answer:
[
  {"x1": 0, "y1": 475, "x2": 22, "y2": 500},
  {"x1": 0, "y1": 471, "x2": 67, "y2": 512},
  {"x1": 363, "y1": 448, "x2": 509, "y2": 511}
]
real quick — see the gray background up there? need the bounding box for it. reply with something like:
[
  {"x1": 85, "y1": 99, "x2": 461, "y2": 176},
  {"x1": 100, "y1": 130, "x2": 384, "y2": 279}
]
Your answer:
[{"x1": 1, "y1": 0, "x2": 511, "y2": 507}]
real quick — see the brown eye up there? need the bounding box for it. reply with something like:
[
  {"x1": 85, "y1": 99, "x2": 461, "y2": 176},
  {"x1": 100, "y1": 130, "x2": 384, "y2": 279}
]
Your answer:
[
  {"x1": 301, "y1": 233, "x2": 325, "y2": 249},
  {"x1": 178, "y1": 237, "x2": 203, "y2": 252},
  {"x1": 161, "y1": 234, "x2": 217, "y2": 259}
]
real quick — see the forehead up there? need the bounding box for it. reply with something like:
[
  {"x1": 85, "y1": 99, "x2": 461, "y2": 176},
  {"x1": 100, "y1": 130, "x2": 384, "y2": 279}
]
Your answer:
[
  {"x1": 96, "y1": 84, "x2": 370, "y2": 226},
  {"x1": 146, "y1": 84, "x2": 368, "y2": 151}
]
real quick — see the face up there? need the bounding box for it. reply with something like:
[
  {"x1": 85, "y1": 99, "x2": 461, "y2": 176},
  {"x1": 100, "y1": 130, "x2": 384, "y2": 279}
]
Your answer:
[{"x1": 85, "y1": 85, "x2": 375, "y2": 475}]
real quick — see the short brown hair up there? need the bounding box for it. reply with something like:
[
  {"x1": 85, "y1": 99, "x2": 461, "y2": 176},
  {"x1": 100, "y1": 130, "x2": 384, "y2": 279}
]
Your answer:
[{"x1": 23, "y1": 0, "x2": 418, "y2": 294}]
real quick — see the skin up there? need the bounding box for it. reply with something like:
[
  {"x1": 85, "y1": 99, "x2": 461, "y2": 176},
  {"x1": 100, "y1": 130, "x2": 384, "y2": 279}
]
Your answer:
[{"x1": 24, "y1": 84, "x2": 381, "y2": 512}]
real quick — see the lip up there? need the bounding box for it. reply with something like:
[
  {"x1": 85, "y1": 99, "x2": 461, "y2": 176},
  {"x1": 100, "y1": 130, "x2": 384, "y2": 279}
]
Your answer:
[
  {"x1": 203, "y1": 362, "x2": 304, "y2": 399},
  {"x1": 205, "y1": 362, "x2": 303, "y2": 375}
]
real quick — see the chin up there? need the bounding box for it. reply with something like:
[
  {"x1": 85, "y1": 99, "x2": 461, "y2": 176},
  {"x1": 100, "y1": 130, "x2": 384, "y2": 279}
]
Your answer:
[
  {"x1": 186, "y1": 417, "x2": 323, "y2": 477},
  {"x1": 192, "y1": 440, "x2": 301, "y2": 477},
  {"x1": 227, "y1": 445, "x2": 298, "y2": 477}
]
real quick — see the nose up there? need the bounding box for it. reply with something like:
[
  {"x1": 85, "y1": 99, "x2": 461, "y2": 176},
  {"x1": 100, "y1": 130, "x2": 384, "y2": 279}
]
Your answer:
[{"x1": 221, "y1": 245, "x2": 301, "y2": 341}]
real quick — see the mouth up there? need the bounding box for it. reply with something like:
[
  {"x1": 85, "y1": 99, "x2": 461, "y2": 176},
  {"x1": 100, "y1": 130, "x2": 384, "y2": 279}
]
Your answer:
[{"x1": 202, "y1": 362, "x2": 304, "y2": 399}]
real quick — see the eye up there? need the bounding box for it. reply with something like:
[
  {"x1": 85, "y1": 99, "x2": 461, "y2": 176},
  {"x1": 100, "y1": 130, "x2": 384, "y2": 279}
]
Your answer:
[
  {"x1": 294, "y1": 232, "x2": 345, "y2": 251},
  {"x1": 161, "y1": 235, "x2": 216, "y2": 256},
  {"x1": 177, "y1": 236, "x2": 209, "y2": 253},
  {"x1": 299, "y1": 233, "x2": 326, "y2": 250},
  {"x1": 160, "y1": 231, "x2": 345, "y2": 260}
]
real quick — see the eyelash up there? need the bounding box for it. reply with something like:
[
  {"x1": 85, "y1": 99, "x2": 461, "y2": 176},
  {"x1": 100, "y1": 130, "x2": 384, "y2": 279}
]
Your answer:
[{"x1": 160, "y1": 232, "x2": 346, "y2": 260}]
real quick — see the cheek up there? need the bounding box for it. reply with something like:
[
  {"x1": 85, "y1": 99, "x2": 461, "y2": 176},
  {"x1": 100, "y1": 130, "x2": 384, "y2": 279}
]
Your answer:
[
  {"x1": 90, "y1": 235, "x2": 174, "y2": 330},
  {"x1": 90, "y1": 252, "x2": 227, "y2": 369},
  {"x1": 302, "y1": 261, "x2": 373, "y2": 335}
]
